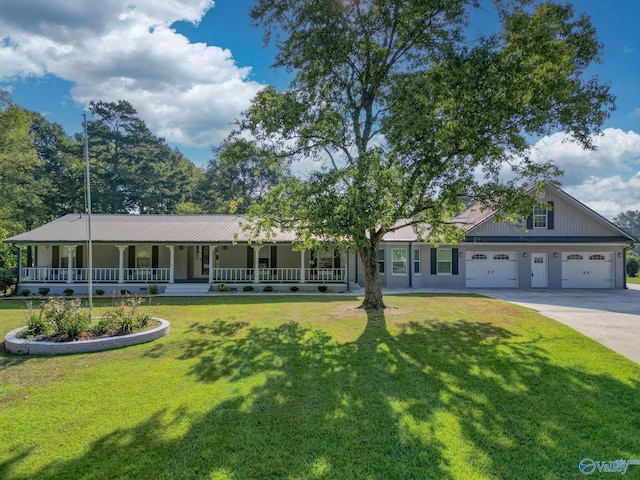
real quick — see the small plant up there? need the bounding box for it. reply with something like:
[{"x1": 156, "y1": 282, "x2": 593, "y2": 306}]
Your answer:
[
  {"x1": 243, "y1": 285, "x2": 254, "y2": 292},
  {"x1": 289, "y1": 286, "x2": 299, "y2": 292},
  {"x1": 318, "y1": 285, "x2": 328, "y2": 293},
  {"x1": 120, "y1": 289, "x2": 130, "y2": 296},
  {"x1": 38, "y1": 287, "x2": 50, "y2": 296},
  {"x1": 148, "y1": 283, "x2": 159, "y2": 295},
  {"x1": 263, "y1": 286, "x2": 273, "y2": 292},
  {"x1": 217, "y1": 282, "x2": 229, "y2": 292},
  {"x1": 25, "y1": 301, "x2": 47, "y2": 335},
  {"x1": 95, "y1": 289, "x2": 105, "y2": 296},
  {"x1": 63, "y1": 288, "x2": 74, "y2": 296},
  {"x1": 20, "y1": 289, "x2": 31, "y2": 297}
]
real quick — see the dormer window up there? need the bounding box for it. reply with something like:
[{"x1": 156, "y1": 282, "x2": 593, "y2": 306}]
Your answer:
[{"x1": 533, "y1": 206, "x2": 548, "y2": 229}]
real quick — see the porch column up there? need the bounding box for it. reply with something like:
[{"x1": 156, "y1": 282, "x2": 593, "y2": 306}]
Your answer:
[
  {"x1": 117, "y1": 245, "x2": 126, "y2": 284},
  {"x1": 252, "y1": 245, "x2": 262, "y2": 284},
  {"x1": 17, "y1": 245, "x2": 23, "y2": 283},
  {"x1": 167, "y1": 245, "x2": 175, "y2": 284},
  {"x1": 66, "y1": 246, "x2": 75, "y2": 284},
  {"x1": 299, "y1": 250, "x2": 306, "y2": 284},
  {"x1": 208, "y1": 245, "x2": 216, "y2": 284}
]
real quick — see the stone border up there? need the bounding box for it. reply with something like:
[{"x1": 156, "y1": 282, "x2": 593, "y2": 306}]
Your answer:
[{"x1": 4, "y1": 318, "x2": 170, "y2": 355}]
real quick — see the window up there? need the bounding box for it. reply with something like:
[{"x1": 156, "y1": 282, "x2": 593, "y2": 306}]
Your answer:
[
  {"x1": 137, "y1": 245, "x2": 152, "y2": 268},
  {"x1": 318, "y1": 250, "x2": 334, "y2": 269},
  {"x1": 471, "y1": 254, "x2": 487, "y2": 260},
  {"x1": 567, "y1": 254, "x2": 583, "y2": 260},
  {"x1": 437, "y1": 249, "x2": 452, "y2": 274},
  {"x1": 378, "y1": 249, "x2": 385, "y2": 273},
  {"x1": 493, "y1": 254, "x2": 510, "y2": 260},
  {"x1": 392, "y1": 249, "x2": 407, "y2": 275},
  {"x1": 589, "y1": 254, "x2": 605, "y2": 261},
  {"x1": 413, "y1": 249, "x2": 421, "y2": 274},
  {"x1": 533, "y1": 206, "x2": 548, "y2": 228}
]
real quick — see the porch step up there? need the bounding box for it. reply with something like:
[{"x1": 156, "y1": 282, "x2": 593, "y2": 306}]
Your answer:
[{"x1": 163, "y1": 283, "x2": 211, "y2": 295}]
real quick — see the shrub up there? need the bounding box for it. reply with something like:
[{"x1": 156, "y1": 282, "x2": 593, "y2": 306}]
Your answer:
[
  {"x1": 63, "y1": 288, "x2": 74, "y2": 296},
  {"x1": 289, "y1": 286, "x2": 299, "y2": 292},
  {"x1": 149, "y1": 283, "x2": 159, "y2": 295},
  {"x1": 217, "y1": 282, "x2": 229, "y2": 292},
  {"x1": 263, "y1": 286, "x2": 273, "y2": 292},
  {"x1": 0, "y1": 268, "x2": 16, "y2": 295},
  {"x1": 38, "y1": 297, "x2": 89, "y2": 339},
  {"x1": 120, "y1": 289, "x2": 130, "y2": 296},
  {"x1": 20, "y1": 289, "x2": 31, "y2": 297},
  {"x1": 105, "y1": 295, "x2": 148, "y2": 334},
  {"x1": 318, "y1": 285, "x2": 328, "y2": 293},
  {"x1": 243, "y1": 285, "x2": 254, "y2": 292},
  {"x1": 627, "y1": 257, "x2": 639, "y2": 277},
  {"x1": 38, "y1": 287, "x2": 50, "y2": 296},
  {"x1": 95, "y1": 289, "x2": 105, "y2": 296}
]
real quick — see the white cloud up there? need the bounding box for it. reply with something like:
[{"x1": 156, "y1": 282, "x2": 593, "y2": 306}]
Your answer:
[
  {"x1": 565, "y1": 174, "x2": 640, "y2": 219},
  {"x1": 0, "y1": 0, "x2": 264, "y2": 146},
  {"x1": 530, "y1": 128, "x2": 640, "y2": 186}
]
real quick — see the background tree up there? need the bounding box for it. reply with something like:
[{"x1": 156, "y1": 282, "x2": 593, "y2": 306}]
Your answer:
[
  {"x1": 240, "y1": 0, "x2": 614, "y2": 309},
  {"x1": 30, "y1": 113, "x2": 86, "y2": 217},
  {"x1": 195, "y1": 138, "x2": 291, "y2": 214},
  {"x1": 87, "y1": 100, "x2": 200, "y2": 214},
  {"x1": 0, "y1": 92, "x2": 49, "y2": 267}
]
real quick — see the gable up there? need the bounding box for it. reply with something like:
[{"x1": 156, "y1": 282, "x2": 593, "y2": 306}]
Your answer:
[{"x1": 466, "y1": 186, "x2": 632, "y2": 241}]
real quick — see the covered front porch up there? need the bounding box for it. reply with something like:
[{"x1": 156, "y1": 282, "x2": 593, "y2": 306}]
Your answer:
[{"x1": 17, "y1": 242, "x2": 347, "y2": 292}]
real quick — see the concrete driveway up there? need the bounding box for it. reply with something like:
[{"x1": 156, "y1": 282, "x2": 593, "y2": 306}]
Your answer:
[{"x1": 478, "y1": 285, "x2": 640, "y2": 365}]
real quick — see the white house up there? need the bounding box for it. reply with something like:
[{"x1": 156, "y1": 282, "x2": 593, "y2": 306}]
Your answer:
[{"x1": 6, "y1": 185, "x2": 636, "y2": 294}]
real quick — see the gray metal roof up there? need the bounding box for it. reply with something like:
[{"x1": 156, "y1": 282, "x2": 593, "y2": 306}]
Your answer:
[{"x1": 5, "y1": 214, "x2": 299, "y2": 244}]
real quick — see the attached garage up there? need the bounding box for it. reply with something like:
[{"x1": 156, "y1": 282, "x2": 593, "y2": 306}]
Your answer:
[
  {"x1": 465, "y1": 252, "x2": 517, "y2": 288},
  {"x1": 561, "y1": 252, "x2": 614, "y2": 288}
]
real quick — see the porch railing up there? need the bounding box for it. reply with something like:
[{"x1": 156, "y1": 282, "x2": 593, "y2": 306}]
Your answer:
[
  {"x1": 20, "y1": 267, "x2": 171, "y2": 283},
  {"x1": 20, "y1": 267, "x2": 346, "y2": 284}
]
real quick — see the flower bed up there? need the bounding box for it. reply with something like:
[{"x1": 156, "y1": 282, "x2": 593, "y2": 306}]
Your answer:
[{"x1": 5, "y1": 318, "x2": 169, "y2": 355}]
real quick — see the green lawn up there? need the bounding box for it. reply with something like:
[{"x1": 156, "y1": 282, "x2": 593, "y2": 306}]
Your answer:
[
  {"x1": 627, "y1": 276, "x2": 640, "y2": 284},
  {"x1": 1, "y1": 294, "x2": 639, "y2": 479}
]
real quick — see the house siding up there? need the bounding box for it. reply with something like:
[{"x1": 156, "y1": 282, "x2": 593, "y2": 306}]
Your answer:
[{"x1": 470, "y1": 190, "x2": 619, "y2": 239}]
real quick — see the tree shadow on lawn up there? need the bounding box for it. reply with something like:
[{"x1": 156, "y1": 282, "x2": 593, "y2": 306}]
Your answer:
[{"x1": 12, "y1": 307, "x2": 640, "y2": 479}]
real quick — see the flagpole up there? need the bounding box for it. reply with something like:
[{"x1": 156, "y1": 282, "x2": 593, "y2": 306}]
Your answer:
[{"x1": 83, "y1": 112, "x2": 93, "y2": 317}]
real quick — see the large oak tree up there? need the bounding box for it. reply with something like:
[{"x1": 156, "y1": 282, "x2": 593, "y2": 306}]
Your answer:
[{"x1": 237, "y1": 0, "x2": 614, "y2": 309}]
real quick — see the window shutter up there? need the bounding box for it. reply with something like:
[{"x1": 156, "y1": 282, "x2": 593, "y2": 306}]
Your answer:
[
  {"x1": 547, "y1": 201, "x2": 554, "y2": 230},
  {"x1": 128, "y1": 246, "x2": 136, "y2": 268},
  {"x1": 430, "y1": 248, "x2": 437, "y2": 275},
  {"x1": 247, "y1": 246, "x2": 254, "y2": 268},
  {"x1": 152, "y1": 246, "x2": 159, "y2": 268},
  {"x1": 334, "y1": 251, "x2": 341, "y2": 269},
  {"x1": 52, "y1": 246, "x2": 60, "y2": 269},
  {"x1": 270, "y1": 246, "x2": 277, "y2": 268},
  {"x1": 452, "y1": 248, "x2": 459, "y2": 275},
  {"x1": 526, "y1": 214, "x2": 533, "y2": 230},
  {"x1": 76, "y1": 245, "x2": 83, "y2": 269}
]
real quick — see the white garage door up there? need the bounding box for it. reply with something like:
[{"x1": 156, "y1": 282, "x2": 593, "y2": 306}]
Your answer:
[
  {"x1": 466, "y1": 252, "x2": 517, "y2": 288},
  {"x1": 562, "y1": 252, "x2": 613, "y2": 288}
]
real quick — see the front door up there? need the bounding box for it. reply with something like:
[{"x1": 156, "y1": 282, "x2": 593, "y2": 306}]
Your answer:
[{"x1": 531, "y1": 253, "x2": 548, "y2": 288}]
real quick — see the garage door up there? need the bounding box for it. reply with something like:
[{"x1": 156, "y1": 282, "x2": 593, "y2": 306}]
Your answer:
[
  {"x1": 466, "y1": 252, "x2": 517, "y2": 288},
  {"x1": 562, "y1": 252, "x2": 613, "y2": 288}
]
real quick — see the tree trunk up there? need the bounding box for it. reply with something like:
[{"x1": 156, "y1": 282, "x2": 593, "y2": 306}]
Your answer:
[{"x1": 358, "y1": 241, "x2": 385, "y2": 310}]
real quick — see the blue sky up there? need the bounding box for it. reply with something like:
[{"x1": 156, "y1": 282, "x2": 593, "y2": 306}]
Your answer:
[{"x1": 0, "y1": 0, "x2": 638, "y2": 218}]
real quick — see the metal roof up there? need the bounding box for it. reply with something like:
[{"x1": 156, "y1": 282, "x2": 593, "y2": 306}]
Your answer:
[{"x1": 5, "y1": 214, "x2": 299, "y2": 244}]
